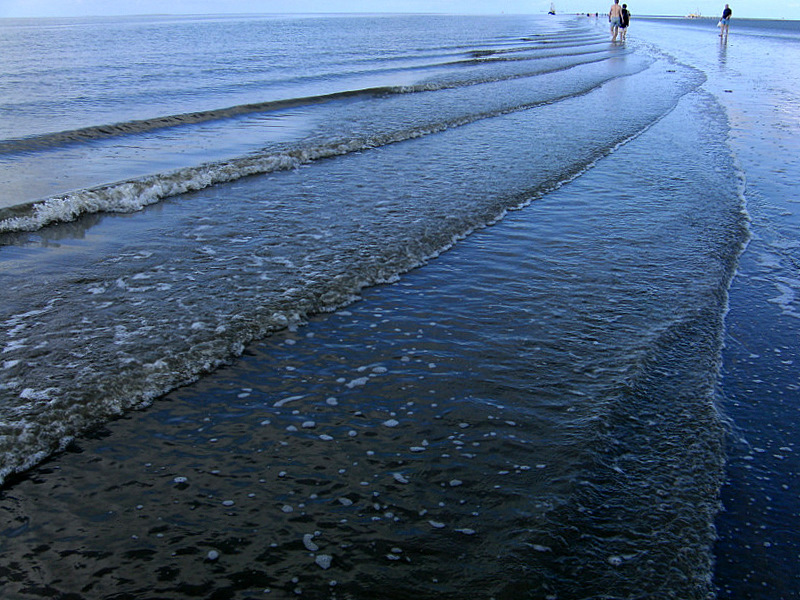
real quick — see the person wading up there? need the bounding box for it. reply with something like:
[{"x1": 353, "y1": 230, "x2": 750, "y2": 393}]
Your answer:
[
  {"x1": 719, "y1": 4, "x2": 732, "y2": 37},
  {"x1": 609, "y1": 0, "x2": 623, "y2": 42},
  {"x1": 620, "y1": 4, "x2": 631, "y2": 41}
]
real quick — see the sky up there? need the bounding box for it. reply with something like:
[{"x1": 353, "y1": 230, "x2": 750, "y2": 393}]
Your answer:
[{"x1": 0, "y1": 0, "x2": 797, "y2": 21}]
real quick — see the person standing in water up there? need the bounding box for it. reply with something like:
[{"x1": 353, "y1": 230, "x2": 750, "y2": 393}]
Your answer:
[
  {"x1": 620, "y1": 4, "x2": 631, "y2": 41},
  {"x1": 609, "y1": 0, "x2": 623, "y2": 42},
  {"x1": 720, "y1": 4, "x2": 732, "y2": 37}
]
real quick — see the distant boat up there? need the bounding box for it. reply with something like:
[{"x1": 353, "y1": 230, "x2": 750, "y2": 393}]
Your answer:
[
  {"x1": 686, "y1": 9, "x2": 702, "y2": 18},
  {"x1": 548, "y1": 3, "x2": 556, "y2": 14}
]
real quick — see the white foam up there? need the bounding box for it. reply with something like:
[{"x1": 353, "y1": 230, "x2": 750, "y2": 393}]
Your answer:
[
  {"x1": 274, "y1": 394, "x2": 304, "y2": 407},
  {"x1": 346, "y1": 376, "x2": 369, "y2": 388},
  {"x1": 393, "y1": 473, "x2": 409, "y2": 484},
  {"x1": 768, "y1": 279, "x2": 799, "y2": 316},
  {"x1": 3, "y1": 339, "x2": 28, "y2": 353},
  {"x1": 20, "y1": 387, "x2": 58, "y2": 401}
]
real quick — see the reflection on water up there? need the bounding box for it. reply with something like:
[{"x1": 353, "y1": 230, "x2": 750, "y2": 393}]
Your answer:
[{"x1": 718, "y1": 36, "x2": 728, "y2": 66}]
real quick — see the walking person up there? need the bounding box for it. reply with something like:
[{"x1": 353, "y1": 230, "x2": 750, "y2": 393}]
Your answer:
[
  {"x1": 620, "y1": 4, "x2": 631, "y2": 41},
  {"x1": 609, "y1": 0, "x2": 623, "y2": 42},
  {"x1": 719, "y1": 4, "x2": 732, "y2": 37}
]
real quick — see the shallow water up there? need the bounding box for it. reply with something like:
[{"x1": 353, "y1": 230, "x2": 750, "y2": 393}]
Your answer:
[
  {"x1": 2, "y1": 13, "x2": 794, "y2": 600},
  {"x1": 632, "y1": 17, "x2": 800, "y2": 599},
  {"x1": 1, "y1": 87, "x2": 744, "y2": 598},
  {"x1": 0, "y1": 15, "x2": 706, "y2": 486}
]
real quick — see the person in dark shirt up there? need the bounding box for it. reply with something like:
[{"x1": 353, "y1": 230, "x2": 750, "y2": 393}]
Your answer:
[
  {"x1": 619, "y1": 4, "x2": 631, "y2": 41},
  {"x1": 720, "y1": 4, "x2": 732, "y2": 36}
]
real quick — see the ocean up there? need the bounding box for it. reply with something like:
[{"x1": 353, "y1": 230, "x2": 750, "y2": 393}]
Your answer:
[
  {"x1": 0, "y1": 12, "x2": 797, "y2": 600},
  {"x1": 633, "y1": 16, "x2": 800, "y2": 600}
]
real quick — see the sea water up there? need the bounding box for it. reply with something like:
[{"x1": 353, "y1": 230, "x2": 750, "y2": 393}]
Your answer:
[
  {"x1": 0, "y1": 13, "x2": 793, "y2": 600},
  {"x1": 632, "y1": 16, "x2": 800, "y2": 600}
]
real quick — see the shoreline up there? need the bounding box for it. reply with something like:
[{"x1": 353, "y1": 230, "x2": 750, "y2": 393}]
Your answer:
[{"x1": 629, "y1": 18, "x2": 800, "y2": 600}]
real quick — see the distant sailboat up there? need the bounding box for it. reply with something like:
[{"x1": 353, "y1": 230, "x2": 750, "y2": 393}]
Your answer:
[
  {"x1": 548, "y1": 2, "x2": 556, "y2": 14},
  {"x1": 686, "y1": 8, "x2": 702, "y2": 17}
]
